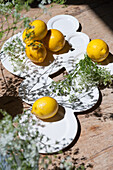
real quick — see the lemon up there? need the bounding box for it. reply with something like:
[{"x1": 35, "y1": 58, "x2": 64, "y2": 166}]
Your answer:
[
  {"x1": 25, "y1": 41, "x2": 47, "y2": 63},
  {"x1": 31, "y1": 96, "x2": 59, "y2": 119},
  {"x1": 87, "y1": 39, "x2": 109, "y2": 62},
  {"x1": 22, "y1": 20, "x2": 47, "y2": 44},
  {"x1": 28, "y1": 20, "x2": 47, "y2": 40},
  {"x1": 43, "y1": 29, "x2": 65, "y2": 52}
]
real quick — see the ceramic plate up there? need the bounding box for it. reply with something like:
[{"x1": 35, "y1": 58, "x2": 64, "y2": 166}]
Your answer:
[
  {"x1": 0, "y1": 32, "x2": 54, "y2": 78},
  {"x1": 47, "y1": 15, "x2": 79, "y2": 36},
  {"x1": 0, "y1": 31, "x2": 89, "y2": 80},
  {"x1": 21, "y1": 107, "x2": 78, "y2": 154}
]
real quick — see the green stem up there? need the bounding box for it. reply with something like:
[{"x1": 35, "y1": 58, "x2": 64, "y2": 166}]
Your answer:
[{"x1": 10, "y1": 150, "x2": 18, "y2": 166}]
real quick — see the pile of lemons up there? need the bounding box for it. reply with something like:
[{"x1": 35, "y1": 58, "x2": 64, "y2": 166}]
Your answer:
[{"x1": 22, "y1": 19, "x2": 65, "y2": 64}]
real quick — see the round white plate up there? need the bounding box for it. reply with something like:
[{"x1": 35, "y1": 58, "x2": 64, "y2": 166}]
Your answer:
[
  {"x1": 0, "y1": 32, "x2": 54, "y2": 78},
  {"x1": 20, "y1": 107, "x2": 78, "y2": 154},
  {"x1": 47, "y1": 15, "x2": 79, "y2": 36}
]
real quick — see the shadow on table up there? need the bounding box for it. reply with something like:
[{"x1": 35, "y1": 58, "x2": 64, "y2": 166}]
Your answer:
[
  {"x1": 0, "y1": 96, "x2": 23, "y2": 119},
  {"x1": 65, "y1": 0, "x2": 109, "y2": 5}
]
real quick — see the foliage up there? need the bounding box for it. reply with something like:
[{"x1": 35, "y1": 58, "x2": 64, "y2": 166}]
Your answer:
[
  {"x1": 0, "y1": 109, "x2": 40, "y2": 169},
  {"x1": 50, "y1": 55, "x2": 113, "y2": 103},
  {"x1": 1, "y1": 0, "x2": 66, "y2": 6},
  {"x1": 52, "y1": 0, "x2": 66, "y2": 4},
  {"x1": 75, "y1": 54, "x2": 113, "y2": 87},
  {"x1": 0, "y1": 1, "x2": 32, "y2": 50},
  {"x1": 2, "y1": 36, "x2": 29, "y2": 72}
]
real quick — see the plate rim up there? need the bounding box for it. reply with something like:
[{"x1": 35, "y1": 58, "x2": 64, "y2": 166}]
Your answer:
[
  {"x1": 47, "y1": 14, "x2": 80, "y2": 34},
  {"x1": 66, "y1": 31, "x2": 90, "y2": 43},
  {"x1": 71, "y1": 86, "x2": 99, "y2": 112}
]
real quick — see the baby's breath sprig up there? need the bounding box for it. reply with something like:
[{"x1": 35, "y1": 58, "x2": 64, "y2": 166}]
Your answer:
[
  {"x1": 77, "y1": 54, "x2": 113, "y2": 87},
  {"x1": 3, "y1": 36, "x2": 29, "y2": 72}
]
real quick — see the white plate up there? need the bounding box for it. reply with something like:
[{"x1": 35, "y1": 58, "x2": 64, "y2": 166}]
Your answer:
[
  {"x1": 47, "y1": 15, "x2": 79, "y2": 36},
  {"x1": 23, "y1": 107, "x2": 78, "y2": 154},
  {"x1": 0, "y1": 32, "x2": 55, "y2": 78}
]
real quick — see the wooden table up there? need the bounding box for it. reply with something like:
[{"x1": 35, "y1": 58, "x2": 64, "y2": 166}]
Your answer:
[{"x1": 0, "y1": 1, "x2": 113, "y2": 169}]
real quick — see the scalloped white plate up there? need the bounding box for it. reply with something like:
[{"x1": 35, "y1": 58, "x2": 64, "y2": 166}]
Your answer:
[
  {"x1": 19, "y1": 74, "x2": 100, "y2": 113},
  {"x1": 47, "y1": 15, "x2": 79, "y2": 36}
]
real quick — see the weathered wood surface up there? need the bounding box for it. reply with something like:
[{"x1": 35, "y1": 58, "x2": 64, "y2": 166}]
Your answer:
[{"x1": 1, "y1": 1, "x2": 113, "y2": 169}]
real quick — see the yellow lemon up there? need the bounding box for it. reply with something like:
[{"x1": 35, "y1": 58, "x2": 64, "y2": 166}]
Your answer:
[
  {"x1": 43, "y1": 29, "x2": 65, "y2": 52},
  {"x1": 22, "y1": 28, "x2": 38, "y2": 45},
  {"x1": 87, "y1": 39, "x2": 109, "y2": 62},
  {"x1": 31, "y1": 96, "x2": 59, "y2": 119},
  {"x1": 25, "y1": 41, "x2": 47, "y2": 63},
  {"x1": 28, "y1": 20, "x2": 47, "y2": 40}
]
